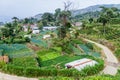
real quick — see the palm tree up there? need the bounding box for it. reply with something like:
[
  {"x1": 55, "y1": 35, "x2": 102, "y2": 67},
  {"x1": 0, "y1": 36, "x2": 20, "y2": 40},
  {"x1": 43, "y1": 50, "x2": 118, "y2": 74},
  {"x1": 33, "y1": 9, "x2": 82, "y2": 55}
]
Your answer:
[{"x1": 12, "y1": 17, "x2": 19, "y2": 22}]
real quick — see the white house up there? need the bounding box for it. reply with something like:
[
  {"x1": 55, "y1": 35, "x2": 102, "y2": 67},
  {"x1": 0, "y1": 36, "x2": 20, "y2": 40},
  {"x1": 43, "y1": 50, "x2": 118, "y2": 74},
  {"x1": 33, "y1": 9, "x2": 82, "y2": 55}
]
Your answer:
[
  {"x1": 32, "y1": 27, "x2": 40, "y2": 34},
  {"x1": 43, "y1": 26, "x2": 57, "y2": 31},
  {"x1": 23, "y1": 24, "x2": 40, "y2": 34},
  {"x1": 43, "y1": 34, "x2": 51, "y2": 39},
  {"x1": 65, "y1": 58, "x2": 98, "y2": 71}
]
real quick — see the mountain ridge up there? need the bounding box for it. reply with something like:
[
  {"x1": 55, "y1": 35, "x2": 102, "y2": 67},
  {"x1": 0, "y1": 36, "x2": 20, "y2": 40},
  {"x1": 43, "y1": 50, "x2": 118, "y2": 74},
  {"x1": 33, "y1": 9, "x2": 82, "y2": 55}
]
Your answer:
[{"x1": 72, "y1": 4, "x2": 120, "y2": 16}]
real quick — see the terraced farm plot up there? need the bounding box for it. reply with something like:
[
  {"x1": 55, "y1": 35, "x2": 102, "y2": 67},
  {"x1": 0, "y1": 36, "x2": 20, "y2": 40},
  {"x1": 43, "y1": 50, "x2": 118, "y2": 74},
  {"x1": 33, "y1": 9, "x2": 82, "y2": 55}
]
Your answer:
[
  {"x1": 0, "y1": 44, "x2": 34, "y2": 58},
  {"x1": 31, "y1": 38, "x2": 47, "y2": 48},
  {"x1": 9, "y1": 57, "x2": 39, "y2": 68},
  {"x1": 37, "y1": 49, "x2": 61, "y2": 61},
  {"x1": 79, "y1": 44, "x2": 101, "y2": 57}
]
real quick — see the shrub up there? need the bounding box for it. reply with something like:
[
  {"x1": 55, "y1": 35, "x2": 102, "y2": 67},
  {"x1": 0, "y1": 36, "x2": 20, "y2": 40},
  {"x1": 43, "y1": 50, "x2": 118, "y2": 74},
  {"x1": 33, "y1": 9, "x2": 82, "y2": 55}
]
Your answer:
[
  {"x1": 0, "y1": 41, "x2": 3, "y2": 44},
  {"x1": 10, "y1": 57, "x2": 38, "y2": 68},
  {"x1": 5, "y1": 65, "x2": 24, "y2": 76},
  {"x1": 13, "y1": 39, "x2": 26, "y2": 43},
  {"x1": 25, "y1": 68, "x2": 57, "y2": 77},
  {"x1": 57, "y1": 69, "x2": 73, "y2": 77},
  {"x1": 0, "y1": 61, "x2": 6, "y2": 69},
  {"x1": 115, "y1": 48, "x2": 120, "y2": 61},
  {"x1": 24, "y1": 37, "x2": 30, "y2": 42},
  {"x1": 81, "y1": 75, "x2": 113, "y2": 80},
  {"x1": 72, "y1": 39, "x2": 83, "y2": 44}
]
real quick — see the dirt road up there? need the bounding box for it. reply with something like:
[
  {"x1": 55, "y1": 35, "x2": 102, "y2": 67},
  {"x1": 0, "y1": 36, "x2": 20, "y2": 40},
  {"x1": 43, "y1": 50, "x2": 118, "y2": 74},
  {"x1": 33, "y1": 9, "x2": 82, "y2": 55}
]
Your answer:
[
  {"x1": 84, "y1": 39, "x2": 119, "y2": 75},
  {"x1": 0, "y1": 72, "x2": 38, "y2": 80}
]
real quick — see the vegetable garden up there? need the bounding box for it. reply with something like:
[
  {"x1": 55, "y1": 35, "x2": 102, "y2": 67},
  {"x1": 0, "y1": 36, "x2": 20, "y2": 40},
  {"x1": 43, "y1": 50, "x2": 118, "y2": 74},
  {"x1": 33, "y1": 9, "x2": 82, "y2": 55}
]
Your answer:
[{"x1": 0, "y1": 30, "x2": 104, "y2": 78}]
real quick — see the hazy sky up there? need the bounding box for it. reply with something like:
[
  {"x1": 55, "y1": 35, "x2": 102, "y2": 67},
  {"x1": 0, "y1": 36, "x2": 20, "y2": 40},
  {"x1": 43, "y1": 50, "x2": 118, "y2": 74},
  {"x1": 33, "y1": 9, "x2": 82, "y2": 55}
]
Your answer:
[{"x1": 0, "y1": 0, "x2": 120, "y2": 21}]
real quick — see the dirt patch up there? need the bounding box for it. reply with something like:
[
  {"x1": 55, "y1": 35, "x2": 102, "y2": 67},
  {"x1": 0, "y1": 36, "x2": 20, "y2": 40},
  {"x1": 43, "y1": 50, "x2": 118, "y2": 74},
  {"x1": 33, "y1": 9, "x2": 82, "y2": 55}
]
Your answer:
[{"x1": 27, "y1": 43, "x2": 41, "y2": 51}]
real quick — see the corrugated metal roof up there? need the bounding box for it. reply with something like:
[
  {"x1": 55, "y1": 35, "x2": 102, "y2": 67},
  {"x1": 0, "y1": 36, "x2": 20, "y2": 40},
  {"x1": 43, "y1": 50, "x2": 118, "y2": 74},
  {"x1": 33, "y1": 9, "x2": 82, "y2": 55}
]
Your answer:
[{"x1": 65, "y1": 58, "x2": 98, "y2": 71}]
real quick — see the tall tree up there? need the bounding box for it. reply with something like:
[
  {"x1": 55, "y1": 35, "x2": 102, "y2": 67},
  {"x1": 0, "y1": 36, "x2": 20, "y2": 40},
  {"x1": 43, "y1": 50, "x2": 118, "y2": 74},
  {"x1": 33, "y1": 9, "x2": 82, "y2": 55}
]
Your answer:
[
  {"x1": 42, "y1": 12, "x2": 54, "y2": 22},
  {"x1": 12, "y1": 17, "x2": 19, "y2": 22},
  {"x1": 98, "y1": 6, "x2": 119, "y2": 35},
  {"x1": 58, "y1": 1, "x2": 72, "y2": 39},
  {"x1": 24, "y1": 18, "x2": 30, "y2": 24},
  {"x1": 89, "y1": 18, "x2": 93, "y2": 24}
]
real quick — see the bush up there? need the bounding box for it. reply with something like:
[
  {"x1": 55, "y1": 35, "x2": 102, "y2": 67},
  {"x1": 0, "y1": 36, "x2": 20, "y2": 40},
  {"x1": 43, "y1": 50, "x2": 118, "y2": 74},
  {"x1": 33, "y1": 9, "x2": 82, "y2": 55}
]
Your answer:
[
  {"x1": 57, "y1": 69, "x2": 73, "y2": 77},
  {"x1": 13, "y1": 39, "x2": 26, "y2": 43},
  {"x1": 0, "y1": 61, "x2": 6, "y2": 69},
  {"x1": 81, "y1": 76, "x2": 113, "y2": 80},
  {"x1": 24, "y1": 37, "x2": 30, "y2": 42},
  {"x1": 10, "y1": 57, "x2": 38, "y2": 68},
  {"x1": 25, "y1": 68, "x2": 58, "y2": 77},
  {"x1": 110, "y1": 18, "x2": 120, "y2": 24},
  {"x1": 0, "y1": 41, "x2": 3, "y2": 44},
  {"x1": 72, "y1": 39, "x2": 83, "y2": 44},
  {"x1": 115, "y1": 48, "x2": 120, "y2": 61},
  {"x1": 5, "y1": 65, "x2": 24, "y2": 76}
]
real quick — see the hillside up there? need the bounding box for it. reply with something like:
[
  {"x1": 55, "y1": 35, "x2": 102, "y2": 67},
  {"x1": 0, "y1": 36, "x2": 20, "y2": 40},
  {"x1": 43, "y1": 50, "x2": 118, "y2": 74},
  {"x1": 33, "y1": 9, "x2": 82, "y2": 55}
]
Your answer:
[{"x1": 34, "y1": 13, "x2": 43, "y2": 20}]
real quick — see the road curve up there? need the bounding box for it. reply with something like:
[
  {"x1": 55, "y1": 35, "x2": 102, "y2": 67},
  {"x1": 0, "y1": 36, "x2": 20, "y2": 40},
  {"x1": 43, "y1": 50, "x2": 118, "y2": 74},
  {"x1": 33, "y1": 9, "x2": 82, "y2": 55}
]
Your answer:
[{"x1": 84, "y1": 39, "x2": 119, "y2": 75}]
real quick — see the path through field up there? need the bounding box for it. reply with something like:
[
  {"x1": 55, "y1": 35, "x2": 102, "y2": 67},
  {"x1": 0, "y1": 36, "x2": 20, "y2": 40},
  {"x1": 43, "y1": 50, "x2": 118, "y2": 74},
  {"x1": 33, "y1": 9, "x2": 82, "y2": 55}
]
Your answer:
[{"x1": 84, "y1": 39, "x2": 119, "y2": 75}]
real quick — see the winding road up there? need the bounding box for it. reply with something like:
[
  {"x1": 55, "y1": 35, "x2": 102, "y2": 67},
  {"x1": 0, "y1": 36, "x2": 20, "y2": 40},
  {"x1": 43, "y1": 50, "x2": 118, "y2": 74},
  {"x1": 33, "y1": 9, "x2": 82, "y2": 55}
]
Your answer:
[{"x1": 84, "y1": 39, "x2": 119, "y2": 75}]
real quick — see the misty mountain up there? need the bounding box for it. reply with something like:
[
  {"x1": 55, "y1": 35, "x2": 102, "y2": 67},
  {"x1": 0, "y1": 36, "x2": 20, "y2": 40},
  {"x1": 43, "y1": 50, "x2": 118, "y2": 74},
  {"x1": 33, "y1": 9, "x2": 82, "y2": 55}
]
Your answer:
[
  {"x1": 0, "y1": 16, "x2": 12, "y2": 23},
  {"x1": 72, "y1": 4, "x2": 120, "y2": 16}
]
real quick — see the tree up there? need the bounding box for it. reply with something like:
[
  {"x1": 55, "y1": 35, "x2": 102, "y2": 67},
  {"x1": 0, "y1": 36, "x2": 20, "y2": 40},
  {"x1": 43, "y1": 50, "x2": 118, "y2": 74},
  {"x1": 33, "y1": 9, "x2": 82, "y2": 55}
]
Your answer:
[
  {"x1": 12, "y1": 17, "x2": 19, "y2": 22},
  {"x1": 58, "y1": 1, "x2": 73, "y2": 39},
  {"x1": 38, "y1": 21, "x2": 43, "y2": 30},
  {"x1": 98, "y1": 6, "x2": 119, "y2": 35},
  {"x1": 64, "y1": 1, "x2": 73, "y2": 11},
  {"x1": 1, "y1": 28, "x2": 9, "y2": 38},
  {"x1": 24, "y1": 18, "x2": 30, "y2": 24},
  {"x1": 99, "y1": 6, "x2": 119, "y2": 24},
  {"x1": 54, "y1": 8, "x2": 61, "y2": 26},
  {"x1": 42, "y1": 12, "x2": 54, "y2": 22},
  {"x1": 89, "y1": 18, "x2": 93, "y2": 24},
  {"x1": 5, "y1": 23, "x2": 14, "y2": 34},
  {"x1": 54, "y1": 8, "x2": 61, "y2": 20}
]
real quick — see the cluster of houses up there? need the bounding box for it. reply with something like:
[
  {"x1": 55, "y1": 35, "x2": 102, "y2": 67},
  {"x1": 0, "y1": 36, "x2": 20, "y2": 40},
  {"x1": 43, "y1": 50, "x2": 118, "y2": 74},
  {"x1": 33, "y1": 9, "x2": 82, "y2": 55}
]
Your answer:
[
  {"x1": 23, "y1": 24, "x2": 57, "y2": 34},
  {"x1": 22, "y1": 22, "x2": 82, "y2": 34}
]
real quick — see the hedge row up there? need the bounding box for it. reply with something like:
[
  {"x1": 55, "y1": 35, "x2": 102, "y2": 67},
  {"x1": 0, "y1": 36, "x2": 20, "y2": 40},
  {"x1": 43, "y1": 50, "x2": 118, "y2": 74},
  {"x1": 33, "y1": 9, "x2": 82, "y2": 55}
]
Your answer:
[
  {"x1": 0, "y1": 37, "x2": 30, "y2": 44},
  {"x1": 0, "y1": 60, "x2": 104, "y2": 78}
]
